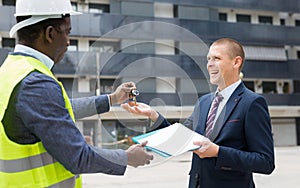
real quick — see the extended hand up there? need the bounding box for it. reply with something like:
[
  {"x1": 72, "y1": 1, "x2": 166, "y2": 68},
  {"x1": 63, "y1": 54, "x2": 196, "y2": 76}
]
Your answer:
[
  {"x1": 121, "y1": 102, "x2": 159, "y2": 121},
  {"x1": 126, "y1": 141, "x2": 154, "y2": 168},
  {"x1": 109, "y1": 82, "x2": 136, "y2": 105},
  {"x1": 192, "y1": 137, "x2": 219, "y2": 158}
]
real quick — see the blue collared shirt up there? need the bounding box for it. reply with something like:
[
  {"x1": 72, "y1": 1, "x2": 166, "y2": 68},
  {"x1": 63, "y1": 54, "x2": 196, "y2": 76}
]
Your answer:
[{"x1": 2, "y1": 46, "x2": 127, "y2": 175}]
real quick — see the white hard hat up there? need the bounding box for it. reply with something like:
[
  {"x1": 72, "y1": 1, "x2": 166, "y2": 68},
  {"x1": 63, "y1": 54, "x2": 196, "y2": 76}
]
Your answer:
[{"x1": 10, "y1": 0, "x2": 81, "y2": 37}]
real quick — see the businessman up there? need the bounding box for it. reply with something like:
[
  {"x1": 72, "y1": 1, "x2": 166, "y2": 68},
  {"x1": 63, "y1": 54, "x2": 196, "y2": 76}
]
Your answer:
[{"x1": 122, "y1": 38, "x2": 275, "y2": 187}]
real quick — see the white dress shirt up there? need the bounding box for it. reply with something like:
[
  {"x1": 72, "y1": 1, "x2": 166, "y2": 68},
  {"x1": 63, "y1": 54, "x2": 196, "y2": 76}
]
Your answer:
[{"x1": 210, "y1": 79, "x2": 242, "y2": 125}]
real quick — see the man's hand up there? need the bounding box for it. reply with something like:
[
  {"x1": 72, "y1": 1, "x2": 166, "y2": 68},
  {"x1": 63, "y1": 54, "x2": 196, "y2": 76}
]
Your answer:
[
  {"x1": 109, "y1": 82, "x2": 136, "y2": 105},
  {"x1": 121, "y1": 102, "x2": 159, "y2": 122},
  {"x1": 126, "y1": 141, "x2": 154, "y2": 168},
  {"x1": 192, "y1": 137, "x2": 219, "y2": 158}
]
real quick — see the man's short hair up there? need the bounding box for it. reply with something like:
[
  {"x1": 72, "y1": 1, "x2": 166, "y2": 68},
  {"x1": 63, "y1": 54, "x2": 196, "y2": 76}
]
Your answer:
[
  {"x1": 212, "y1": 38, "x2": 245, "y2": 71},
  {"x1": 16, "y1": 14, "x2": 70, "y2": 43}
]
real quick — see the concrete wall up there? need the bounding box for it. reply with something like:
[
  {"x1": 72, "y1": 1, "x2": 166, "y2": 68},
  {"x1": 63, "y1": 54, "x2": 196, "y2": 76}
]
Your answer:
[{"x1": 272, "y1": 118, "x2": 297, "y2": 146}]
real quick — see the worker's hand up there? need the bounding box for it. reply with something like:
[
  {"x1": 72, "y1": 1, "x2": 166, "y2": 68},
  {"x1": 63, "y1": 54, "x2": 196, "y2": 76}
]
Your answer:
[
  {"x1": 121, "y1": 102, "x2": 159, "y2": 122},
  {"x1": 192, "y1": 137, "x2": 219, "y2": 158},
  {"x1": 126, "y1": 141, "x2": 154, "y2": 168},
  {"x1": 109, "y1": 82, "x2": 136, "y2": 105}
]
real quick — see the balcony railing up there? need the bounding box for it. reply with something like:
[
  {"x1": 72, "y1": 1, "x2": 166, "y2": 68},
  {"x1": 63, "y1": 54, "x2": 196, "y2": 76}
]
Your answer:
[
  {"x1": 1, "y1": 49, "x2": 300, "y2": 80},
  {"x1": 1, "y1": 6, "x2": 300, "y2": 46}
]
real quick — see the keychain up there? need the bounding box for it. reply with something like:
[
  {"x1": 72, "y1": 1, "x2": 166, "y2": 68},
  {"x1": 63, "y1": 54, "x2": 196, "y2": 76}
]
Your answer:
[{"x1": 128, "y1": 89, "x2": 139, "y2": 106}]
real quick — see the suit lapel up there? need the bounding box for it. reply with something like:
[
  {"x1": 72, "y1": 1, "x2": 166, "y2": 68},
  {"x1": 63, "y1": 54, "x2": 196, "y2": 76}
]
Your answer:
[
  {"x1": 208, "y1": 83, "x2": 244, "y2": 142},
  {"x1": 195, "y1": 94, "x2": 214, "y2": 135}
]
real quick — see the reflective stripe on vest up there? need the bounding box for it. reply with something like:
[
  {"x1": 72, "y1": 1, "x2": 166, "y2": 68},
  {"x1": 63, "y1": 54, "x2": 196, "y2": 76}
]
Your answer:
[
  {"x1": 0, "y1": 152, "x2": 55, "y2": 173},
  {"x1": 0, "y1": 54, "x2": 82, "y2": 188}
]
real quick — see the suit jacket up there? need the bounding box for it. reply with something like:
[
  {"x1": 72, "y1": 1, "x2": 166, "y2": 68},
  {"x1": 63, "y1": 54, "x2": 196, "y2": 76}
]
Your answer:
[{"x1": 154, "y1": 83, "x2": 275, "y2": 188}]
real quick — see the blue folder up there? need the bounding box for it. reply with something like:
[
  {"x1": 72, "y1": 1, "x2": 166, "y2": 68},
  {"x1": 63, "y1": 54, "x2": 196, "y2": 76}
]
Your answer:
[{"x1": 132, "y1": 130, "x2": 172, "y2": 158}]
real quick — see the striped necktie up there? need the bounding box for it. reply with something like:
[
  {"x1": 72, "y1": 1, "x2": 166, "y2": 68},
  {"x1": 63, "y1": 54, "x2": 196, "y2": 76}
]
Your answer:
[{"x1": 205, "y1": 93, "x2": 224, "y2": 137}]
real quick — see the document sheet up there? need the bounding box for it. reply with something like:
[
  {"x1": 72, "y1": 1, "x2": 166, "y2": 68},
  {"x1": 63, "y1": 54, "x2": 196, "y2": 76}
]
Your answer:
[{"x1": 132, "y1": 123, "x2": 204, "y2": 157}]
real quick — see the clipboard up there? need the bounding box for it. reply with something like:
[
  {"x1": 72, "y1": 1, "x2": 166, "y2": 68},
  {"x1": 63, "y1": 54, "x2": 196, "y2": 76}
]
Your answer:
[{"x1": 132, "y1": 123, "x2": 204, "y2": 158}]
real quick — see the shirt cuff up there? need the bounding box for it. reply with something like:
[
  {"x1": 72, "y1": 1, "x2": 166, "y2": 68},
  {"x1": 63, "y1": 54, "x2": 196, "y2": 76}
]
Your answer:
[{"x1": 107, "y1": 95, "x2": 111, "y2": 107}]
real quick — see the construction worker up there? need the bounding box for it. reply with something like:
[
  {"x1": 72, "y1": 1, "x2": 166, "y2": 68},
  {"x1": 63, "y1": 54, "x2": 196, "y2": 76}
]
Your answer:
[{"x1": 0, "y1": 0, "x2": 153, "y2": 187}]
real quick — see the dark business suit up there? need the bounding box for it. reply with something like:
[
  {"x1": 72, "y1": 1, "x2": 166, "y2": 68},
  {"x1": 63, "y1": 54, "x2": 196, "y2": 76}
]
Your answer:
[{"x1": 154, "y1": 83, "x2": 275, "y2": 188}]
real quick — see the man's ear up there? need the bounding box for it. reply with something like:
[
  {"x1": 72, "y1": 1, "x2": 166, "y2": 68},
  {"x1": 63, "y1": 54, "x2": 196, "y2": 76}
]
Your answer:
[
  {"x1": 44, "y1": 26, "x2": 55, "y2": 43},
  {"x1": 233, "y1": 56, "x2": 243, "y2": 70}
]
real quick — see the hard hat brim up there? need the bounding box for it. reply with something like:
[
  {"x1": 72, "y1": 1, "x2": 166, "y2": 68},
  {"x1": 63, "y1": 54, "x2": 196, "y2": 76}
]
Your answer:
[
  {"x1": 9, "y1": 12, "x2": 81, "y2": 38},
  {"x1": 15, "y1": 10, "x2": 82, "y2": 17}
]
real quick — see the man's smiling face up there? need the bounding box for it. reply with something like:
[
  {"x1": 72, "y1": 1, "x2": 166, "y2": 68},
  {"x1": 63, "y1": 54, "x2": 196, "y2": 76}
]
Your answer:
[{"x1": 206, "y1": 43, "x2": 237, "y2": 90}]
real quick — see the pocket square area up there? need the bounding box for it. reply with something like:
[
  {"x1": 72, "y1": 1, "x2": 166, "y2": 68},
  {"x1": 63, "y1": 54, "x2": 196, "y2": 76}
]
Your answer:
[{"x1": 227, "y1": 119, "x2": 240, "y2": 123}]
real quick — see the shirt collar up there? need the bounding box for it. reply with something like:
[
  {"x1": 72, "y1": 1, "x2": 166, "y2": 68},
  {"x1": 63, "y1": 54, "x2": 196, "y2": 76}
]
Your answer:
[
  {"x1": 216, "y1": 80, "x2": 241, "y2": 101},
  {"x1": 14, "y1": 44, "x2": 54, "y2": 69}
]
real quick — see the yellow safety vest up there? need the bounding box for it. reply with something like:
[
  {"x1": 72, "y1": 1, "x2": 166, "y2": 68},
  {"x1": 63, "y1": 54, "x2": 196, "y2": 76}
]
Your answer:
[{"x1": 0, "y1": 54, "x2": 82, "y2": 187}]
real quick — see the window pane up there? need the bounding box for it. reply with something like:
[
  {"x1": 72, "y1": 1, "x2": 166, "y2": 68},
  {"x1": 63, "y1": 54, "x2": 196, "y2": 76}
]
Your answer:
[
  {"x1": 3, "y1": 0, "x2": 15, "y2": 6},
  {"x1": 294, "y1": 80, "x2": 300, "y2": 93},
  {"x1": 2, "y1": 38, "x2": 15, "y2": 48},
  {"x1": 236, "y1": 14, "x2": 251, "y2": 23},
  {"x1": 283, "y1": 82, "x2": 291, "y2": 94},
  {"x1": 100, "y1": 79, "x2": 115, "y2": 93},
  {"x1": 280, "y1": 18, "x2": 285, "y2": 26},
  {"x1": 89, "y1": 40, "x2": 120, "y2": 52},
  {"x1": 297, "y1": 51, "x2": 300, "y2": 59},
  {"x1": 244, "y1": 81, "x2": 255, "y2": 92},
  {"x1": 263, "y1": 81, "x2": 277, "y2": 93},
  {"x1": 71, "y1": 2, "x2": 78, "y2": 11},
  {"x1": 173, "y1": 4, "x2": 178, "y2": 18},
  {"x1": 259, "y1": 16, "x2": 273, "y2": 25},
  {"x1": 219, "y1": 13, "x2": 227, "y2": 21},
  {"x1": 89, "y1": 3, "x2": 110, "y2": 13},
  {"x1": 69, "y1": 40, "x2": 78, "y2": 51}
]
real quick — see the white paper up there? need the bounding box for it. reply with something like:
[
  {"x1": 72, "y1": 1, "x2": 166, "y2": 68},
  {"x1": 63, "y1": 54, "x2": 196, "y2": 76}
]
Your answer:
[{"x1": 135, "y1": 123, "x2": 204, "y2": 156}]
